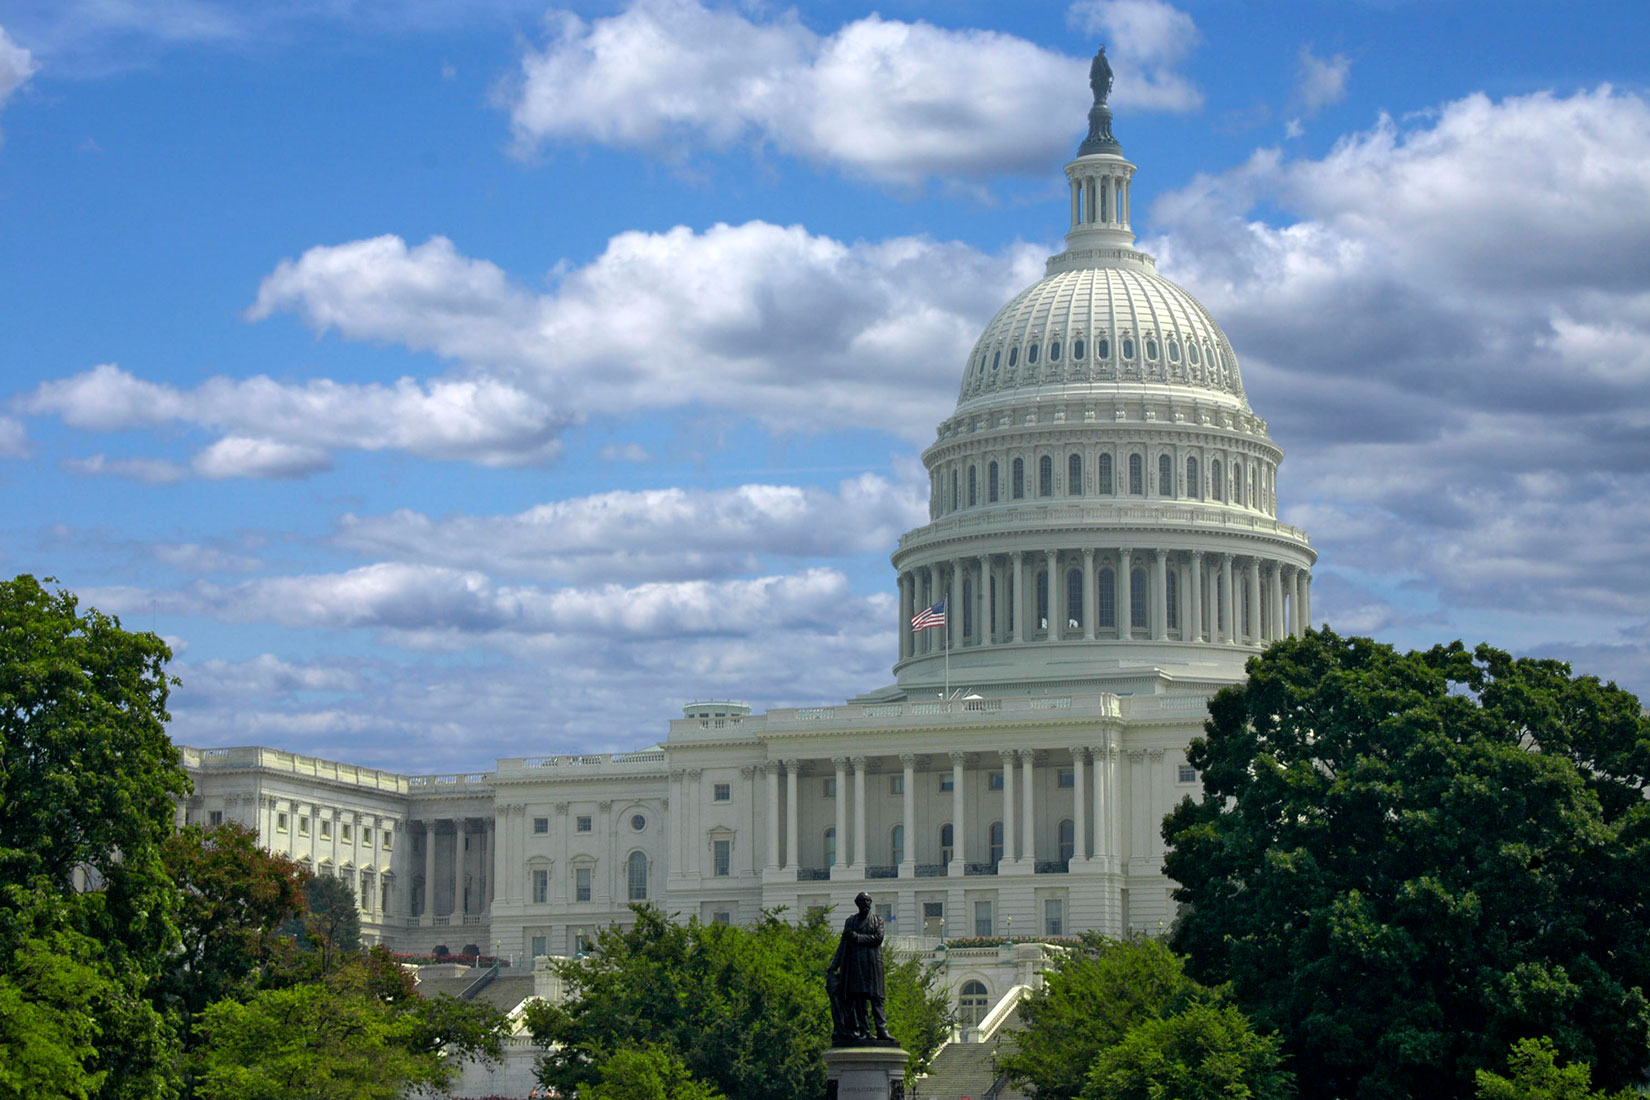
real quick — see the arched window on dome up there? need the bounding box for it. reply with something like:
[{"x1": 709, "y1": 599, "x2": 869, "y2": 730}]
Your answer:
[
  {"x1": 992, "y1": 349, "x2": 1001, "y2": 370},
  {"x1": 1233, "y1": 464, "x2": 1245, "y2": 508},
  {"x1": 1166, "y1": 569, "x2": 1179, "y2": 633},
  {"x1": 1189, "y1": 342, "x2": 1201, "y2": 365},
  {"x1": 1009, "y1": 347, "x2": 1019, "y2": 367},
  {"x1": 1028, "y1": 343, "x2": 1039, "y2": 365},
  {"x1": 1039, "y1": 455, "x2": 1053, "y2": 497},
  {"x1": 627, "y1": 850, "x2": 648, "y2": 901},
  {"x1": 1146, "y1": 338, "x2": 1159, "y2": 361},
  {"x1": 1036, "y1": 570, "x2": 1049, "y2": 631},
  {"x1": 1012, "y1": 458, "x2": 1025, "y2": 500},
  {"x1": 1074, "y1": 338, "x2": 1086, "y2": 359},
  {"x1": 1187, "y1": 456, "x2": 1200, "y2": 500},
  {"x1": 824, "y1": 827, "x2": 837, "y2": 868},
  {"x1": 1098, "y1": 453, "x2": 1114, "y2": 494},
  {"x1": 1098, "y1": 337, "x2": 1110, "y2": 360},
  {"x1": 951, "y1": 470, "x2": 959, "y2": 512},
  {"x1": 1168, "y1": 339, "x2": 1180, "y2": 362},
  {"x1": 1067, "y1": 568, "x2": 1083, "y2": 629},
  {"x1": 1068, "y1": 453, "x2": 1082, "y2": 496},
  {"x1": 1158, "y1": 454, "x2": 1174, "y2": 498},
  {"x1": 1098, "y1": 569, "x2": 1116, "y2": 629},
  {"x1": 1050, "y1": 340, "x2": 1061, "y2": 361},
  {"x1": 1131, "y1": 569, "x2": 1148, "y2": 631},
  {"x1": 968, "y1": 466, "x2": 977, "y2": 507},
  {"x1": 989, "y1": 462, "x2": 999, "y2": 503},
  {"x1": 989, "y1": 821, "x2": 1004, "y2": 868},
  {"x1": 940, "y1": 823, "x2": 954, "y2": 864},
  {"x1": 962, "y1": 577, "x2": 974, "y2": 639},
  {"x1": 1122, "y1": 337, "x2": 1136, "y2": 360},
  {"x1": 1128, "y1": 454, "x2": 1143, "y2": 495},
  {"x1": 1210, "y1": 460, "x2": 1223, "y2": 501}
]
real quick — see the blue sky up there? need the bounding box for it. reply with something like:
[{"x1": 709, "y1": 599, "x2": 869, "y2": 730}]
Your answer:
[{"x1": 3, "y1": 0, "x2": 1647, "y2": 772}]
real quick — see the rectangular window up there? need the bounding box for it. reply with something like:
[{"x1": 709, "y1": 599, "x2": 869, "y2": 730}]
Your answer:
[
  {"x1": 890, "y1": 776, "x2": 904, "y2": 795},
  {"x1": 298, "y1": 816, "x2": 310, "y2": 836},
  {"x1": 1058, "y1": 768, "x2": 1074, "y2": 789},
  {"x1": 939, "y1": 775, "x2": 954, "y2": 792},
  {"x1": 1044, "y1": 898, "x2": 1064, "y2": 937},
  {"x1": 923, "y1": 901, "x2": 945, "y2": 938},
  {"x1": 320, "y1": 819, "x2": 331, "y2": 839},
  {"x1": 532, "y1": 869, "x2": 548, "y2": 904},
  {"x1": 575, "y1": 867, "x2": 592, "y2": 902},
  {"x1": 714, "y1": 839, "x2": 731, "y2": 877},
  {"x1": 1178, "y1": 764, "x2": 1198, "y2": 784},
  {"x1": 876, "y1": 902, "x2": 894, "y2": 926},
  {"x1": 988, "y1": 771, "x2": 1004, "y2": 791},
  {"x1": 208, "y1": 810, "x2": 223, "y2": 827},
  {"x1": 533, "y1": 817, "x2": 549, "y2": 834},
  {"x1": 713, "y1": 782, "x2": 731, "y2": 802},
  {"x1": 712, "y1": 911, "x2": 731, "y2": 925},
  {"x1": 383, "y1": 826, "x2": 392, "y2": 848},
  {"x1": 576, "y1": 816, "x2": 592, "y2": 833},
  {"x1": 573, "y1": 928, "x2": 592, "y2": 954},
  {"x1": 823, "y1": 778, "x2": 836, "y2": 798},
  {"x1": 974, "y1": 900, "x2": 993, "y2": 937},
  {"x1": 342, "y1": 824, "x2": 352, "y2": 842},
  {"x1": 530, "y1": 935, "x2": 547, "y2": 958},
  {"x1": 362, "y1": 827, "x2": 374, "y2": 846}
]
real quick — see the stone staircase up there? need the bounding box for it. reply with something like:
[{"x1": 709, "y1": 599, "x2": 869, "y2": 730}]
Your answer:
[{"x1": 911, "y1": 1040, "x2": 1000, "y2": 1100}]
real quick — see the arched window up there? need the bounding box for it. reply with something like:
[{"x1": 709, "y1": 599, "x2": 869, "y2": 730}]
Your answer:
[
  {"x1": 968, "y1": 466, "x2": 977, "y2": 507},
  {"x1": 1073, "y1": 338, "x2": 1086, "y2": 359},
  {"x1": 988, "y1": 461, "x2": 1000, "y2": 502},
  {"x1": 1122, "y1": 337, "x2": 1136, "y2": 360},
  {"x1": 1098, "y1": 453, "x2": 1114, "y2": 494},
  {"x1": 1146, "y1": 338, "x2": 1159, "y2": 360},
  {"x1": 1131, "y1": 568, "x2": 1148, "y2": 630},
  {"x1": 940, "y1": 823, "x2": 954, "y2": 864},
  {"x1": 1233, "y1": 465, "x2": 1245, "y2": 507},
  {"x1": 1039, "y1": 455, "x2": 1053, "y2": 497},
  {"x1": 989, "y1": 821, "x2": 1004, "y2": 868},
  {"x1": 1098, "y1": 568, "x2": 1116, "y2": 628},
  {"x1": 1187, "y1": 456, "x2": 1200, "y2": 500},
  {"x1": 1012, "y1": 458, "x2": 1025, "y2": 499},
  {"x1": 962, "y1": 577, "x2": 974, "y2": 638},
  {"x1": 1158, "y1": 454, "x2": 1173, "y2": 497},
  {"x1": 1211, "y1": 459, "x2": 1223, "y2": 500},
  {"x1": 951, "y1": 470, "x2": 959, "y2": 511},
  {"x1": 824, "y1": 827, "x2": 837, "y2": 867},
  {"x1": 891, "y1": 825, "x2": 905, "y2": 865},
  {"x1": 1189, "y1": 342, "x2": 1201, "y2": 365},
  {"x1": 960, "y1": 981, "x2": 990, "y2": 1027},
  {"x1": 1050, "y1": 340, "x2": 1061, "y2": 361},
  {"x1": 1128, "y1": 454, "x2": 1143, "y2": 495},
  {"x1": 1168, "y1": 339, "x2": 1180, "y2": 362},
  {"x1": 1068, "y1": 453, "x2": 1082, "y2": 495},
  {"x1": 1008, "y1": 347, "x2": 1019, "y2": 367},
  {"x1": 1028, "y1": 343, "x2": 1039, "y2": 364},
  {"x1": 1036, "y1": 570, "x2": 1049, "y2": 628},
  {"x1": 1166, "y1": 569, "x2": 1179, "y2": 632},
  {"x1": 627, "y1": 851, "x2": 648, "y2": 901},
  {"x1": 1098, "y1": 337, "x2": 1110, "y2": 360},
  {"x1": 1067, "y1": 568, "x2": 1083, "y2": 628},
  {"x1": 1059, "y1": 820, "x2": 1075, "y2": 863},
  {"x1": 991, "y1": 350, "x2": 1000, "y2": 370}
]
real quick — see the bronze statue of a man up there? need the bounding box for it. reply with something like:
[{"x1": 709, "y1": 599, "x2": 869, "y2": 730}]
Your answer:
[
  {"x1": 1090, "y1": 45, "x2": 1114, "y2": 107},
  {"x1": 826, "y1": 891, "x2": 889, "y2": 1042}
]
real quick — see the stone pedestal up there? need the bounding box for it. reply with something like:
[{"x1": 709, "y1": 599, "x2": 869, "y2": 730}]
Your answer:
[{"x1": 824, "y1": 1043, "x2": 908, "y2": 1100}]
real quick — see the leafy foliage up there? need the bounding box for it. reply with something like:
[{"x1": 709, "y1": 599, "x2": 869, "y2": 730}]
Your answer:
[
  {"x1": 1082, "y1": 1000, "x2": 1293, "y2": 1100},
  {"x1": 882, "y1": 941, "x2": 955, "y2": 1076},
  {"x1": 1475, "y1": 1038, "x2": 1641, "y2": 1100},
  {"x1": 587, "y1": 1046, "x2": 727, "y2": 1100},
  {"x1": 0, "y1": 930, "x2": 109, "y2": 1100},
  {"x1": 525, "y1": 905, "x2": 839, "y2": 1100},
  {"x1": 302, "y1": 873, "x2": 362, "y2": 974},
  {"x1": 1164, "y1": 629, "x2": 1650, "y2": 1100}
]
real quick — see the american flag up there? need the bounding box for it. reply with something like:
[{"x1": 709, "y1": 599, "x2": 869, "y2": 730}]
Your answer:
[{"x1": 911, "y1": 598, "x2": 947, "y2": 631}]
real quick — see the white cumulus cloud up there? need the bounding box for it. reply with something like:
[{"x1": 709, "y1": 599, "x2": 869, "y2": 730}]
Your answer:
[{"x1": 0, "y1": 26, "x2": 37, "y2": 144}]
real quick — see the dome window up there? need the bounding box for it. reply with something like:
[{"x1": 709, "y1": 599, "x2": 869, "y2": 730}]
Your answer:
[
  {"x1": 1211, "y1": 460, "x2": 1223, "y2": 501},
  {"x1": 1158, "y1": 454, "x2": 1173, "y2": 497},
  {"x1": 1008, "y1": 347, "x2": 1019, "y2": 367},
  {"x1": 992, "y1": 350, "x2": 1000, "y2": 370},
  {"x1": 1098, "y1": 453, "x2": 1114, "y2": 494},
  {"x1": 1188, "y1": 343, "x2": 1201, "y2": 365},
  {"x1": 1128, "y1": 454, "x2": 1143, "y2": 495},
  {"x1": 1028, "y1": 343, "x2": 1039, "y2": 365},
  {"x1": 1068, "y1": 453, "x2": 1082, "y2": 496},
  {"x1": 1146, "y1": 338, "x2": 1159, "y2": 360},
  {"x1": 988, "y1": 461, "x2": 999, "y2": 502},
  {"x1": 1168, "y1": 340, "x2": 1180, "y2": 362},
  {"x1": 1039, "y1": 455, "x2": 1053, "y2": 497},
  {"x1": 1073, "y1": 338, "x2": 1086, "y2": 359},
  {"x1": 1121, "y1": 337, "x2": 1134, "y2": 360},
  {"x1": 1012, "y1": 458, "x2": 1025, "y2": 499},
  {"x1": 968, "y1": 466, "x2": 977, "y2": 507},
  {"x1": 1049, "y1": 340, "x2": 1061, "y2": 361}
]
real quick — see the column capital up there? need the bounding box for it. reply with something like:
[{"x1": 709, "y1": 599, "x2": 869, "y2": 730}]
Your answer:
[
  {"x1": 1072, "y1": 746, "x2": 1091, "y2": 761},
  {"x1": 1190, "y1": 548, "x2": 1204, "y2": 562},
  {"x1": 948, "y1": 750, "x2": 967, "y2": 764},
  {"x1": 831, "y1": 755, "x2": 849, "y2": 769},
  {"x1": 898, "y1": 752, "x2": 918, "y2": 767},
  {"x1": 850, "y1": 755, "x2": 868, "y2": 769},
  {"x1": 1153, "y1": 547, "x2": 1168, "y2": 562},
  {"x1": 781, "y1": 757, "x2": 801, "y2": 771},
  {"x1": 740, "y1": 765, "x2": 757, "y2": 779},
  {"x1": 669, "y1": 768, "x2": 686, "y2": 781},
  {"x1": 998, "y1": 749, "x2": 1016, "y2": 764},
  {"x1": 686, "y1": 768, "x2": 702, "y2": 780}
]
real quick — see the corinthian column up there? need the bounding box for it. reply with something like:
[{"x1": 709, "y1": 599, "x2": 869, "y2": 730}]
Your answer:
[
  {"x1": 832, "y1": 757, "x2": 848, "y2": 870},
  {"x1": 1188, "y1": 550, "x2": 1204, "y2": 642},
  {"x1": 852, "y1": 756, "x2": 868, "y2": 870},
  {"x1": 1152, "y1": 549, "x2": 1168, "y2": 641},
  {"x1": 949, "y1": 751, "x2": 966, "y2": 875},
  {"x1": 1117, "y1": 550, "x2": 1133, "y2": 641},
  {"x1": 784, "y1": 761, "x2": 799, "y2": 873}
]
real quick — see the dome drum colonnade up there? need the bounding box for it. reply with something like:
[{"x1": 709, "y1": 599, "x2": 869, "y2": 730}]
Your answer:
[{"x1": 892, "y1": 62, "x2": 1313, "y2": 688}]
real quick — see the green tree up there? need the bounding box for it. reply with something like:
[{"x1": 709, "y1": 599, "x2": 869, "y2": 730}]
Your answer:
[
  {"x1": 525, "y1": 905, "x2": 837, "y2": 1100},
  {"x1": 882, "y1": 942, "x2": 954, "y2": 1076},
  {"x1": 1163, "y1": 629, "x2": 1650, "y2": 1100},
  {"x1": 1475, "y1": 1038, "x2": 1640, "y2": 1100},
  {"x1": 0, "y1": 575, "x2": 189, "y2": 1099},
  {"x1": 587, "y1": 1046, "x2": 727, "y2": 1100},
  {"x1": 159, "y1": 822, "x2": 308, "y2": 1046},
  {"x1": 1082, "y1": 1001, "x2": 1293, "y2": 1100},
  {"x1": 0, "y1": 930, "x2": 108, "y2": 1100},
  {"x1": 302, "y1": 873, "x2": 362, "y2": 974}
]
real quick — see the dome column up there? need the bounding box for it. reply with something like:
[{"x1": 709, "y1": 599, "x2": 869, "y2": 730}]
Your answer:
[
  {"x1": 1045, "y1": 550, "x2": 1058, "y2": 641},
  {"x1": 1117, "y1": 550, "x2": 1133, "y2": 641},
  {"x1": 1152, "y1": 550, "x2": 1169, "y2": 641},
  {"x1": 1000, "y1": 749, "x2": 1016, "y2": 863},
  {"x1": 1301, "y1": 571, "x2": 1312, "y2": 633},
  {"x1": 1011, "y1": 552, "x2": 1025, "y2": 643},
  {"x1": 949, "y1": 560, "x2": 962, "y2": 651},
  {"x1": 1082, "y1": 549, "x2": 1097, "y2": 641},
  {"x1": 1189, "y1": 550, "x2": 1205, "y2": 643},
  {"x1": 1270, "y1": 563, "x2": 1285, "y2": 642},
  {"x1": 1220, "y1": 554, "x2": 1235, "y2": 644},
  {"x1": 1247, "y1": 559, "x2": 1263, "y2": 645},
  {"x1": 977, "y1": 556, "x2": 991, "y2": 646},
  {"x1": 925, "y1": 565, "x2": 940, "y2": 653},
  {"x1": 898, "y1": 572, "x2": 912, "y2": 662}
]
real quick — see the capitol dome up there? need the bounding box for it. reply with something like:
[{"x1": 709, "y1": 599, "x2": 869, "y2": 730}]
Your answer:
[{"x1": 883, "y1": 57, "x2": 1315, "y2": 699}]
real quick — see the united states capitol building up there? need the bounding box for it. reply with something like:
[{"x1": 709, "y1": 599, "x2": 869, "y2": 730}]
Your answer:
[{"x1": 181, "y1": 57, "x2": 1315, "y2": 1015}]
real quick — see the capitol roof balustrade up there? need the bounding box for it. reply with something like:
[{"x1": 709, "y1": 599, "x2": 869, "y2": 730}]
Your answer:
[
  {"x1": 180, "y1": 745, "x2": 410, "y2": 793},
  {"x1": 897, "y1": 500, "x2": 1311, "y2": 550},
  {"x1": 493, "y1": 750, "x2": 668, "y2": 778}
]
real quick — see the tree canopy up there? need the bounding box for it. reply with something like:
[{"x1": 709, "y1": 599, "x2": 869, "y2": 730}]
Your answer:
[
  {"x1": 1163, "y1": 629, "x2": 1650, "y2": 1100},
  {"x1": 996, "y1": 933, "x2": 1290, "y2": 1100}
]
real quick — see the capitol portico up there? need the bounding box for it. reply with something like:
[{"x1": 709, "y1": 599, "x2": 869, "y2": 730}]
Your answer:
[{"x1": 180, "y1": 49, "x2": 1315, "y2": 1021}]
